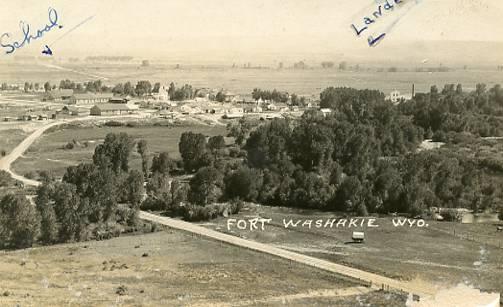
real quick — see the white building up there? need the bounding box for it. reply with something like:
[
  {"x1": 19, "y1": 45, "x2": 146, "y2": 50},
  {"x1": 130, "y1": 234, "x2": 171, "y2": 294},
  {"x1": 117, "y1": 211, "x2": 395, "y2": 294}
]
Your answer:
[
  {"x1": 151, "y1": 85, "x2": 170, "y2": 101},
  {"x1": 388, "y1": 90, "x2": 412, "y2": 104}
]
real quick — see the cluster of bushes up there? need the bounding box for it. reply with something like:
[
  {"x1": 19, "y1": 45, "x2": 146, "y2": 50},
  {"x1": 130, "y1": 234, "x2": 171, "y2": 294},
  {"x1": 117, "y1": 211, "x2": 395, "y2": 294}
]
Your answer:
[
  {"x1": 0, "y1": 170, "x2": 14, "y2": 187},
  {"x1": 103, "y1": 121, "x2": 139, "y2": 128},
  {"x1": 64, "y1": 139, "x2": 89, "y2": 150},
  {"x1": 251, "y1": 88, "x2": 289, "y2": 103},
  {"x1": 180, "y1": 200, "x2": 243, "y2": 222},
  {"x1": 30, "y1": 133, "x2": 146, "y2": 246},
  {"x1": 400, "y1": 83, "x2": 503, "y2": 137},
  {"x1": 104, "y1": 120, "x2": 124, "y2": 127}
]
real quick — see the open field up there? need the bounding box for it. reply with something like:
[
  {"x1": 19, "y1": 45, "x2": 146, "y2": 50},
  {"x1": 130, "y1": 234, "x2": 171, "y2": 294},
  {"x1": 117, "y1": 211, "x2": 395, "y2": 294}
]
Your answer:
[
  {"x1": 200, "y1": 204, "x2": 503, "y2": 296},
  {"x1": 0, "y1": 230, "x2": 406, "y2": 306},
  {"x1": 12, "y1": 123, "x2": 228, "y2": 178},
  {"x1": 2, "y1": 62, "x2": 503, "y2": 97},
  {"x1": 0, "y1": 129, "x2": 28, "y2": 155}
]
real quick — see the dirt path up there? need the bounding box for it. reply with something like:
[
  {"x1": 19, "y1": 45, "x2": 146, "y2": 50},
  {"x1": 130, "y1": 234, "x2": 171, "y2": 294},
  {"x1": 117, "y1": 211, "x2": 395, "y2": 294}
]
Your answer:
[
  {"x1": 0, "y1": 121, "x2": 63, "y2": 186},
  {"x1": 139, "y1": 211, "x2": 436, "y2": 298}
]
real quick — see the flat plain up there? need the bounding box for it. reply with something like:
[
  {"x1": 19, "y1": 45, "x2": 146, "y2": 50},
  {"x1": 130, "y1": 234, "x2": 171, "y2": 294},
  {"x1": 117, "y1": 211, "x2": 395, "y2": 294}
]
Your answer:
[
  {"x1": 0, "y1": 229, "x2": 406, "y2": 306},
  {"x1": 202, "y1": 204, "x2": 503, "y2": 296},
  {"x1": 11, "y1": 122, "x2": 227, "y2": 178}
]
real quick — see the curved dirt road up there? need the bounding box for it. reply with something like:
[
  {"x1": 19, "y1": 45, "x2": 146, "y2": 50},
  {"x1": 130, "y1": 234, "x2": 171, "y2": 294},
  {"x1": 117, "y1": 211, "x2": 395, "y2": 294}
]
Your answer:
[{"x1": 0, "y1": 121, "x2": 63, "y2": 186}]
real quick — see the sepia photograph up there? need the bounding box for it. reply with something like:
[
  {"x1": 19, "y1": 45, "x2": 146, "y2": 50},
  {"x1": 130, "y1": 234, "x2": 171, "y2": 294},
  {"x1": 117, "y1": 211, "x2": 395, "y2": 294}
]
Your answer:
[{"x1": 0, "y1": 0, "x2": 502, "y2": 306}]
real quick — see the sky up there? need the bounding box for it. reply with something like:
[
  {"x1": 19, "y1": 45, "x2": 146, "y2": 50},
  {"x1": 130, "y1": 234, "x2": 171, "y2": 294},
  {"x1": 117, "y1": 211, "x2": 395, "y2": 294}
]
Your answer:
[{"x1": 1, "y1": 0, "x2": 503, "y2": 64}]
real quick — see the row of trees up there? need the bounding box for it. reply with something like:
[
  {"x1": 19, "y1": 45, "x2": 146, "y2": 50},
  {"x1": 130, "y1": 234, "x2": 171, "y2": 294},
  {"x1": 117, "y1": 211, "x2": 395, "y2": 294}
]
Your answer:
[
  {"x1": 34, "y1": 133, "x2": 144, "y2": 246},
  {"x1": 251, "y1": 88, "x2": 289, "y2": 103},
  {"x1": 400, "y1": 83, "x2": 503, "y2": 137}
]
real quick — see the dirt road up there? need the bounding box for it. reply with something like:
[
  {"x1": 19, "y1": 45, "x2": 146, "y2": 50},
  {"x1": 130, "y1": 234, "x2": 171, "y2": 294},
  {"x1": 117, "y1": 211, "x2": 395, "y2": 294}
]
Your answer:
[
  {"x1": 0, "y1": 121, "x2": 63, "y2": 186},
  {"x1": 139, "y1": 211, "x2": 436, "y2": 298}
]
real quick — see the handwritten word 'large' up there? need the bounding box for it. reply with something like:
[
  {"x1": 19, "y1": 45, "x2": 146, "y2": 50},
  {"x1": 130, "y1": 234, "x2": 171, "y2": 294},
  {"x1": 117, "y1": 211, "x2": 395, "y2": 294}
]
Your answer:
[
  {"x1": 351, "y1": 0, "x2": 403, "y2": 47},
  {"x1": 1, "y1": 8, "x2": 61, "y2": 55}
]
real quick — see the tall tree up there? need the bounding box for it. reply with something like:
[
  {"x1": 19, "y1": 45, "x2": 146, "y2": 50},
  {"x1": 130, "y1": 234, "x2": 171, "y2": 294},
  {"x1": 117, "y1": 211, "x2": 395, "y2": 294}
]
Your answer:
[
  {"x1": 179, "y1": 132, "x2": 209, "y2": 172},
  {"x1": 137, "y1": 139, "x2": 149, "y2": 176},
  {"x1": 0, "y1": 194, "x2": 40, "y2": 248},
  {"x1": 93, "y1": 133, "x2": 134, "y2": 174},
  {"x1": 151, "y1": 152, "x2": 174, "y2": 175},
  {"x1": 189, "y1": 167, "x2": 224, "y2": 206}
]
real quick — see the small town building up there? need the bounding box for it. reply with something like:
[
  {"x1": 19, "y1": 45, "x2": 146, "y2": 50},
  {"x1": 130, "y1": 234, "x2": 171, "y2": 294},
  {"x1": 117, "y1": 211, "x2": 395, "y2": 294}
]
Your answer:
[
  {"x1": 70, "y1": 93, "x2": 114, "y2": 105},
  {"x1": 224, "y1": 91, "x2": 240, "y2": 102},
  {"x1": 60, "y1": 106, "x2": 81, "y2": 116},
  {"x1": 320, "y1": 108, "x2": 332, "y2": 116},
  {"x1": 151, "y1": 85, "x2": 170, "y2": 101},
  {"x1": 20, "y1": 114, "x2": 35, "y2": 121},
  {"x1": 387, "y1": 90, "x2": 412, "y2": 104},
  {"x1": 90, "y1": 104, "x2": 133, "y2": 116},
  {"x1": 222, "y1": 113, "x2": 244, "y2": 119},
  {"x1": 461, "y1": 212, "x2": 500, "y2": 224},
  {"x1": 109, "y1": 97, "x2": 129, "y2": 104}
]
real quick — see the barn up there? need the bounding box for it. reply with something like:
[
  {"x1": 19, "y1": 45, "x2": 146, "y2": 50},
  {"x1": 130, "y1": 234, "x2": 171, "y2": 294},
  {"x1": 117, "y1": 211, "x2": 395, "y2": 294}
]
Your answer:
[{"x1": 90, "y1": 104, "x2": 133, "y2": 116}]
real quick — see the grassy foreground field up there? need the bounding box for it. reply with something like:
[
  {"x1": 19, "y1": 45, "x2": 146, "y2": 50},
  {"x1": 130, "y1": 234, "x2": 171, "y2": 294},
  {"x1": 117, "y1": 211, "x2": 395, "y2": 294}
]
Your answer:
[
  {"x1": 0, "y1": 129, "x2": 28, "y2": 156},
  {"x1": 12, "y1": 123, "x2": 228, "y2": 178},
  {"x1": 201, "y1": 205, "x2": 503, "y2": 296},
  {"x1": 0, "y1": 229, "x2": 406, "y2": 306}
]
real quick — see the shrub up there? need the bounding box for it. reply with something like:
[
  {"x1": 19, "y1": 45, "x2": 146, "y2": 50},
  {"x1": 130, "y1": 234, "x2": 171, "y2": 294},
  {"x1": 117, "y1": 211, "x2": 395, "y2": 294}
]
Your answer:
[
  {"x1": 0, "y1": 150, "x2": 6, "y2": 157},
  {"x1": 140, "y1": 196, "x2": 165, "y2": 211},
  {"x1": 440, "y1": 209, "x2": 460, "y2": 222},
  {"x1": 229, "y1": 199, "x2": 244, "y2": 215},
  {"x1": 93, "y1": 222, "x2": 124, "y2": 241},
  {"x1": 24, "y1": 171, "x2": 37, "y2": 180},
  {"x1": 181, "y1": 203, "x2": 234, "y2": 222},
  {"x1": 104, "y1": 121, "x2": 123, "y2": 127},
  {"x1": 65, "y1": 142, "x2": 75, "y2": 150},
  {"x1": 0, "y1": 170, "x2": 12, "y2": 187},
  {"x1": 229, "y1": 147, "x2": 240, "y2": 158},
  {"x1": 432, "y1": 130, "x2": 447, "y2": 142}
]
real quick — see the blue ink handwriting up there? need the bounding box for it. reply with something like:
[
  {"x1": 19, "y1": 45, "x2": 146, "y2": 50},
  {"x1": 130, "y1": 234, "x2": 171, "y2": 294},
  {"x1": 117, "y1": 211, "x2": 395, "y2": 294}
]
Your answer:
[
  {"x1": 1, "y1": 7, "x2": 62, "y2": 55},
  {"x1": 350, "y1": 0, "x2": 402, "y2": 47}
]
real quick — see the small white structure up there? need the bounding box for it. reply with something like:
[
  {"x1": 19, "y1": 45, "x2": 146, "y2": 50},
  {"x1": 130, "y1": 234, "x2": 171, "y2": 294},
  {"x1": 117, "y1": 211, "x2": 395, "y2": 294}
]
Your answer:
[
  {"x1": 390, "y1": 90, "x2": 401, "y2": 103},
  {"x1": 388, "y1": 90, "x2": 412, "y2": 104},
  {"x1": 320, "y1": 108, "x2": 332, "y2": 117},
  {"x1": 352, "y1": 231, "x2": 365, "y2": 243}
]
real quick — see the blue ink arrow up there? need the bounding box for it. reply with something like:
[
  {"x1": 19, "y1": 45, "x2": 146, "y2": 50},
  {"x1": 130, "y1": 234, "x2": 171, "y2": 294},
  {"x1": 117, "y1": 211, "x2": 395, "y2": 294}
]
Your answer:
[
  {"x1": 368, "y1": 33, "x2": 386, "y2": 47},
  {"x1": 41, "y1": 45, "x2": 53, "y2": 55}
]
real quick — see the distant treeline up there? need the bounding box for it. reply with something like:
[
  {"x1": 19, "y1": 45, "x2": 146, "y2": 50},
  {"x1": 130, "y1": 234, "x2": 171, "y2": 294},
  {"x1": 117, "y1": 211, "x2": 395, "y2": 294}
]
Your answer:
[{"x1": 85, "y1": 56, "x2": 133, "y2": 62}]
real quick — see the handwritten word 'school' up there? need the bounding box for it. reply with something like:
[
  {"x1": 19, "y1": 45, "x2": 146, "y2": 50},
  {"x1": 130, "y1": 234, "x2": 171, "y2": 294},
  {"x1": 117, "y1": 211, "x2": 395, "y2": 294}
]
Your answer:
[
  {"x1": 351, "y1": 0, "x2": 403, "y2": 47},
  {"x1": 0, "y1": 8, "x2": 61, "y2": 55}
]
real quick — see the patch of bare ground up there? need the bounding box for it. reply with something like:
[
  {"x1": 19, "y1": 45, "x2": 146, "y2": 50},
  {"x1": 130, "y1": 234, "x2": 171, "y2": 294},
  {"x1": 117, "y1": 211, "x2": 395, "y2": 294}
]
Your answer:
[{"x1": 0, "y1": 230, "x2": 405, "y2": 306}]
